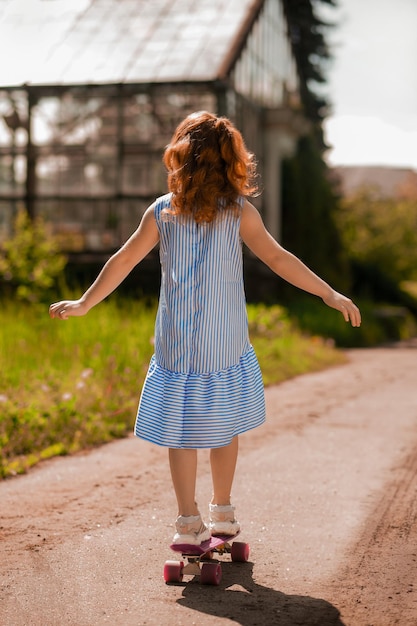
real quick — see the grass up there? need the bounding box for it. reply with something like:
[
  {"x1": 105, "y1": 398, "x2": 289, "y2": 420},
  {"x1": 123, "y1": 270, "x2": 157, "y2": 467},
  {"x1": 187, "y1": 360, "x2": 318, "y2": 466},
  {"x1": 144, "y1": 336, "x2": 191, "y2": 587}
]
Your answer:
[
  {"x1": 0, "y1": 298, "x2": 345, "y2": 478},
  {"x1": 247, "y1": 303, "x2": 344, "y2": 385}
]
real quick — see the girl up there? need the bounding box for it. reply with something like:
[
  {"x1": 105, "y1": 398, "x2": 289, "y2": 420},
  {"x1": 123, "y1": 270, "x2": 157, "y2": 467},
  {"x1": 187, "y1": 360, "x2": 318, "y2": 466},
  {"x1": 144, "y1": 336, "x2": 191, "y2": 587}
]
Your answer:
[{"x1": 50, "y1": 111, "x2": 361, "y2": 547}]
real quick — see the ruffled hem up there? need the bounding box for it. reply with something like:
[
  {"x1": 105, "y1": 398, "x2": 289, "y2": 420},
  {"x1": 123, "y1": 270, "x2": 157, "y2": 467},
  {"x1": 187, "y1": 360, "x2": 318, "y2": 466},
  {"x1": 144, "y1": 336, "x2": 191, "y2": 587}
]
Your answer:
[{"x1": 134, "y1": 346, "x2": 265, "y2": 448}]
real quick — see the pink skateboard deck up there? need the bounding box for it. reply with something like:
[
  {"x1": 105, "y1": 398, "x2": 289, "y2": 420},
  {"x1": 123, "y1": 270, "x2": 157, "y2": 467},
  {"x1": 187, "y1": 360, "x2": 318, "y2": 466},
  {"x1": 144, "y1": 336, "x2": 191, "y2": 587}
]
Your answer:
[{"x1": 170, "y1": 533, "x2": 239, "y2": 557}]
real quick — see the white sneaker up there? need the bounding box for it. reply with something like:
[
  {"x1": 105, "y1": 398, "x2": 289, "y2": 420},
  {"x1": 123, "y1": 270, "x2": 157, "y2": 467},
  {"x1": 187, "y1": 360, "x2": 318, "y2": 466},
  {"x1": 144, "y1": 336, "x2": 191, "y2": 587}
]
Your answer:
[
  {"x1": 172, "y1": 514, "x2": 211, "y2": 546},
  {"x1": 209, "y1": 503, "x2": 240, "y2": 536}
]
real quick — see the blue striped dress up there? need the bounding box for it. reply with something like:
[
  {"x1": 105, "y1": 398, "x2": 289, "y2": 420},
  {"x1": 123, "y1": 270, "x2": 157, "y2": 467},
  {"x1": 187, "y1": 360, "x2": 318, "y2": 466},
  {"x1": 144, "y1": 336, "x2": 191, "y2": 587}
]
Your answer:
[{"x1": 134, "y1": 193, "x2": 265, "y2": 448}]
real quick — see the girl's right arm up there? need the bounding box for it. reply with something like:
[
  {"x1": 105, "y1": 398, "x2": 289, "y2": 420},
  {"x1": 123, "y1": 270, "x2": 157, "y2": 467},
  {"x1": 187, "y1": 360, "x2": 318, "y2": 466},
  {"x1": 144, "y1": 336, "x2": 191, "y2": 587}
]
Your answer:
[
  {"x1": 49, "y1": 204, "x2": 159, "y2": 320},
  {"x1": 240, "y1": 200, "x2": 361, "y2": 327}
]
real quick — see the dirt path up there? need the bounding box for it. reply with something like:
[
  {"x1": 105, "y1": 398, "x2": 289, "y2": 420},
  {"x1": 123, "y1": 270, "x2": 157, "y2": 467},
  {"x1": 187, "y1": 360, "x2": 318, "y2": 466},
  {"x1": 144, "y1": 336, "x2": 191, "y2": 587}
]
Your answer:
[{"x1": 1, "y1": 346, "x2": 416, "y2": 626}]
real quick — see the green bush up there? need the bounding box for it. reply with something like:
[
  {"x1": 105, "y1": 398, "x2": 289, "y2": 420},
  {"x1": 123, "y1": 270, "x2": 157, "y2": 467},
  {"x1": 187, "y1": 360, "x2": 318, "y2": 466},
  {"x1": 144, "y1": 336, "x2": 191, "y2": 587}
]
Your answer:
[
  {"x1": 0, "y1": 209, "x2": 67, "y2": 302},
  {"x1": 286, "y1": 295, "x2": 417, "y2": 347}
]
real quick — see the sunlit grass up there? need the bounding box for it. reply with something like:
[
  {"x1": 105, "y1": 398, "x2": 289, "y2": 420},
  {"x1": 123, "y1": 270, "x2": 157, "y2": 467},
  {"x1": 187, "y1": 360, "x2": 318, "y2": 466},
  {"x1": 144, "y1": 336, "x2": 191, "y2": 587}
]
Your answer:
[
  {"x1": 247, "y1": 303, "x2": 345, "y2": 386},
  {"x1": 0, "y1": 298, "x2": 344, "y2": 478}
]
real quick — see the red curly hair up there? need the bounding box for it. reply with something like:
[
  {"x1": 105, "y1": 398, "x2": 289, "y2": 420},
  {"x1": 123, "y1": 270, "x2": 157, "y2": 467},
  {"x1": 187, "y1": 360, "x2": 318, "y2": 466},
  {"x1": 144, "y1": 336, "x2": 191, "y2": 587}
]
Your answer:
[{"x1": 163, "y1": 111, "x2": 258, "y2": 223}]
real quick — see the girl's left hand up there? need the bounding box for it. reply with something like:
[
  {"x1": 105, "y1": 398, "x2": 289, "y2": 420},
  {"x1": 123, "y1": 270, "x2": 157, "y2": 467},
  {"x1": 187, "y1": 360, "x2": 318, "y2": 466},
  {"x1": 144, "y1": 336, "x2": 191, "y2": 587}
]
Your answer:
[
  {"x1": 322, "y1": 291, "x2": 362, "y2": 327},
  {"x1": 49, "y1": 300, "x2": 88, "y2": 320}
]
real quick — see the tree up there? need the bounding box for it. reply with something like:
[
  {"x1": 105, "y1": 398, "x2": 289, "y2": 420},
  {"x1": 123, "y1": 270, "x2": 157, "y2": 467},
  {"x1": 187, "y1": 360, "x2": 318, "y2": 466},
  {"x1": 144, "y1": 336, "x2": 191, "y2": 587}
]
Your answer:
[
  {"x1": 282, "y1": 0, "x2": 337, "y2": 125},
  {"x1": 337, "y1": 190, "x2": 417, "y2": 286},
  {"x1": 281, "y1": 134, "x2": 350, "y2": 292},
  {"x1": 279, "y1": 1, "x2": 352, "y2": 291}
]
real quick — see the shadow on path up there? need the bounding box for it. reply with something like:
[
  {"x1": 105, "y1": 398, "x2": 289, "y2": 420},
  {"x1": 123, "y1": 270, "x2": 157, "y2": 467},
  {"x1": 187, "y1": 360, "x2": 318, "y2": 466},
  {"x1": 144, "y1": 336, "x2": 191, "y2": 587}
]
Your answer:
[{"x1": 176, "y1": 562, "x2": 346, "y2": 626}]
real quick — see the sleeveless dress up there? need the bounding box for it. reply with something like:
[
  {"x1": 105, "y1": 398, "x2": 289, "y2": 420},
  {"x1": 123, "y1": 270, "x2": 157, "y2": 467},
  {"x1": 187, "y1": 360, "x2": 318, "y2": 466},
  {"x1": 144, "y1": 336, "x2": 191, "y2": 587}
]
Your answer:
[{"x1": 134, "y1": 193, "x2": 265, "y2": 448}]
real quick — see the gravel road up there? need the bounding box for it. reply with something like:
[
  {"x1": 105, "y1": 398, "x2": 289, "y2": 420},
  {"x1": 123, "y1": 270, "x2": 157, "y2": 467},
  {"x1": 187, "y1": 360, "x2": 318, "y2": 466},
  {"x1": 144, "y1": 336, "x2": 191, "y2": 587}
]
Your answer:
[{"x1": 1, "y1": 346, "x2": 416, "y2": 626}]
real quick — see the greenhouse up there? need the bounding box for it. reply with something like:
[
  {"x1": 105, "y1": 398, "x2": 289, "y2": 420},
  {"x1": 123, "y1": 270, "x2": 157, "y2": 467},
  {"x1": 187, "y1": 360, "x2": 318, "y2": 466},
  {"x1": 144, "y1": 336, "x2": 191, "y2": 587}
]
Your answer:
[{"x1": 0, "y1": 0, "x2": 307, "y2": 254}]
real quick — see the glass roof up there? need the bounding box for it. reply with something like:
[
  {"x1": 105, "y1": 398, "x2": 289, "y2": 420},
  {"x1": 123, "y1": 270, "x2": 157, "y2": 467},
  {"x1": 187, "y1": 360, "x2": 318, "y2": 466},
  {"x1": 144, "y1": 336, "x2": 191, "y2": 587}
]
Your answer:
[{"x1": 0, "y1": 0, "x2": 257, "y2": 87}]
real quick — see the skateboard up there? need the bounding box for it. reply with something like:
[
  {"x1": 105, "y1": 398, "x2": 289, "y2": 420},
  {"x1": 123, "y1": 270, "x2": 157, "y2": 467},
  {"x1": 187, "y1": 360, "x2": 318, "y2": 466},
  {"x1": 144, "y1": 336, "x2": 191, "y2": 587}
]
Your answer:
[{"x1": 163, "y1": 532, "x2": 250, "y2": 585}]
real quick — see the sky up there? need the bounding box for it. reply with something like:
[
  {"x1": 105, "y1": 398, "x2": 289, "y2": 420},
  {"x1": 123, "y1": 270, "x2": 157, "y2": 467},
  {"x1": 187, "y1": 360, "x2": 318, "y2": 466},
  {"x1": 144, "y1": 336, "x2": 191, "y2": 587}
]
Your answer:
[{"x1": 319, "y1": 0, "x2": 417, "y2": 170}]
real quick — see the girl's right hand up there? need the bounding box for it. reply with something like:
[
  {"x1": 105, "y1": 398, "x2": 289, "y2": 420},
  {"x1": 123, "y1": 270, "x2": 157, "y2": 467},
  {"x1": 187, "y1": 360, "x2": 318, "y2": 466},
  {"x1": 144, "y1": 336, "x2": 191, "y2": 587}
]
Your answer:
[
  {"x1": 49, "y1": 300, "x2": 88, "y2": 321},
  {"x1": 322, "y1": 290, "x2": 361, "y2": 327}
]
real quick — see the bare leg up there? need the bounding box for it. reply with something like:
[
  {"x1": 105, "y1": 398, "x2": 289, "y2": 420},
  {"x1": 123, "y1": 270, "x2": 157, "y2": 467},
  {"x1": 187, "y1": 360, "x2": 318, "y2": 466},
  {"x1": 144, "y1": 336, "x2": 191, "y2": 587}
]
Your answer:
[
  {"x1": 169, "y1": 448, "x2": 199, "y2": 517},
  {"x1": 210, "y1": 436, "x2": 239, "y2": 505}
]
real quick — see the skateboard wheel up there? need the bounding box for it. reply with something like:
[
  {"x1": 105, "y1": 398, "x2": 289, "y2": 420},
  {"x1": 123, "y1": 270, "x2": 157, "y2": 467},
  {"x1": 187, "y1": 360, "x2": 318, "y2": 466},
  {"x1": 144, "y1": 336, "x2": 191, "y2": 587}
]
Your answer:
[
  {"x1": 231, "y1": 541, "x2": 250, "y2": 562},
  {"x1": 200, "y1": 562, "x2": 222, "y2": 585},
  {"x1": 163, "y1": 560, "x2": 184, "y2": 583}
]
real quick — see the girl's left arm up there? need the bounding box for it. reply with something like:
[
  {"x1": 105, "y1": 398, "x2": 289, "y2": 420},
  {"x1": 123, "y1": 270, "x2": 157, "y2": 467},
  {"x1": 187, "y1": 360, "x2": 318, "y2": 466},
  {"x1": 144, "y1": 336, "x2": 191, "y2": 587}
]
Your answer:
[
  {"x1": 240, "y1": 200, "x2": 361, "y2": 327},
  {"x1": 49, "y1": 204, "x2": 160, "y2": 319}
]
